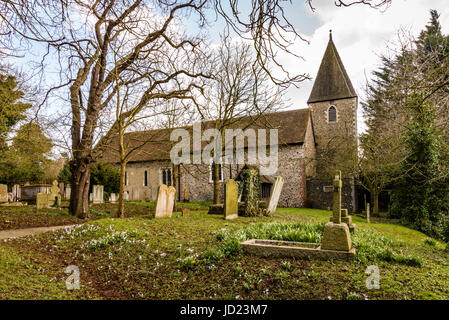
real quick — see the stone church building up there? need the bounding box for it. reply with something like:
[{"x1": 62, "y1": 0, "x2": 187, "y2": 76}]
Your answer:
[{"x1": 101, "y1": 35, "x2": 359, "y2": 212}]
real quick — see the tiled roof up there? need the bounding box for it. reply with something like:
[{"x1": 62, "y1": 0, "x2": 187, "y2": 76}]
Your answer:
[
  {"x1": 308, "y1": 38, "x2": 357, "y2": 103},
  {"x1": 99, "y1": 108, "x2": 311, "y2": 163}
]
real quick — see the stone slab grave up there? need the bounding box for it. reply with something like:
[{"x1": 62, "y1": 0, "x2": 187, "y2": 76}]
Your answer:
[
  {"x1": 330, "y1": 208, "x2": 356, "y2": 232},
  {"x1": 241, "y1": 170, "x2": 356, "y2": 261},
  {"x1": 154, "y1": 184, "x2": 176, "y2": 218},
  {"x1": 267, "y1": 176, "x2": 284, "y2": 214},
  {"x1": 0, "y1": 184, "x2": 8, "y2": 203},
  {"x1": 224, "y1": 179, "x2": 238, "y2": 220},
  {"x1": 93, "y1": 185, "x2": 104, "y2": 203}
]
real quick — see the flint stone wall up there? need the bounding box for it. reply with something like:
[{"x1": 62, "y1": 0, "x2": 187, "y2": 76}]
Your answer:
[{"x1": 306, "y1": 178, "x2": 356, "y2": 213}]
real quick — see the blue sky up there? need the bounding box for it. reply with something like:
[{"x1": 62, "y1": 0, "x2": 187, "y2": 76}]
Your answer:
[{"x1": 9, "y1": 0, "x2": 449, "y2": 137}]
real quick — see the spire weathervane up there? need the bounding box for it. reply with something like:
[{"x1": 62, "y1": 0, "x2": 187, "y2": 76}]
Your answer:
[{"x1": 329, "y1": 29, "x2": 333, "y2": 42}]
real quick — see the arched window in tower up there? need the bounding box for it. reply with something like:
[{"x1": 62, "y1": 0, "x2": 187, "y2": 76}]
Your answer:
[{"x1": 328, "y1": 105, "x2": 337, "y2": 123}]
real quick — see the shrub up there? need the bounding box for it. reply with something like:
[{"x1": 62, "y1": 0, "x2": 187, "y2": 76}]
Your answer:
[{"x1": 205, "y1": 222, "x2": 423, "y2": 269}]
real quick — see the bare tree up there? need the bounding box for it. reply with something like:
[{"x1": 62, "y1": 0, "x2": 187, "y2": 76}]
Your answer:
[
  {"x1": 196, "y1": 36, "x2": 285, "y2": 204},
  {"x1": 0, "y1": 0, "x2": 392, "y2": 217}
]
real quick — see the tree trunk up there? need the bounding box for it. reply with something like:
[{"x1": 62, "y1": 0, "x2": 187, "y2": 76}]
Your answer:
[
  {"x1": 213, "y1": 162, "x2": 220, "y2": 204},
  {"x1": 69, "y1": 159, "x2": 91, "y2": 219},
  {"x1": 373, "y1": 189, "x2": 380, "y2": 216},
  {"x1": 117, "y1": 160, "x2": 126, "y2": 218}
]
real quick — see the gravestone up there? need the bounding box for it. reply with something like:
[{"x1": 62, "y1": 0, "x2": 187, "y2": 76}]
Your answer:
[
  {"x1": 240, "y1": 167, "x2": 260, "y2": 217},
  {"x1": 224, "y1": 179, "x2": 238, "y2": 220},
  {"x1": 167, "y1": 186, "x2": 176, "y2": 215},
  {"x1": 182, "y1": 208, "x2": 190, "y2": 217},
  {"x1": 183, "y1": 187, "x2": 190, "y2": 202},
  {"x1": 0, "y1": 184, "x2": 8, "y2": 202},
  {"x1": 89, "y1": 193, "x2": 93, "y2": 202},
  {"x1": 321, "y1": 171, "x2": 353, "y2": 251},
  {"x1": 93, "y1": 185, "x2": 104, "y2": 203},
  {"x1": 267, "y1": 176, "x2": 284, "y2": 214},
  {"x1": 123, "y1": 191, "x2": 129, "y2": 201},
  {"x1": 154, "y1": 185, "x2": 176, "y2": 218},
  {"x1": 12, "y1": 184, "x2": 21, "y2": 202},
  {"x1": 64, "y1": 185, "x2": 71, "y2": 200},
  {"x1": 330, "y1": 208, "x2": 356, "y2": 232},
  {"x1": 36, "y1": 193, "x2": 49, "y2": 209},
  {"x1": 55, "y1": 195, "x2": 61, "y2": 207},
  {"x1": 49, "y1": 180, "x2": 60, "y2": 206},
  {"x1": 59, "y1": 182, "x2": 65, "y2": 199},
  {"x1": 109, "y1": 193, "x2": 117, "y2": 203}
]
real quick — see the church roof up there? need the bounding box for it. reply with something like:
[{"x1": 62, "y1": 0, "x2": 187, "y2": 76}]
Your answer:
[
  {"x1": 99, "y1": 109, "x2": 311, "y2": 163},
  {"x1": 307, "y1": 33, "x2": 357, "y2": 103}
]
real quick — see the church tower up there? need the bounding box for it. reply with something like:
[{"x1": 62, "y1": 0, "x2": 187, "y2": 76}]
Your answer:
[{"x1": 308, "y1": 31, "x2": 358, "y2": 177}]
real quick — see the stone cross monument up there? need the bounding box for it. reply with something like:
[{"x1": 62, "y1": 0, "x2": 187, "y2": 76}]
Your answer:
[
  {"x1": 321, "y1": 170, "x2": 354, "y2": 252},
  {"x1": 332, "y1": 171, "x2": 342, "y2": 224}
]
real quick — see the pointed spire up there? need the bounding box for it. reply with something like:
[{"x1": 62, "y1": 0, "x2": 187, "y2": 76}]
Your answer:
[{"x1": 307, "y1": 33, "x2": 357, "y2": 104}]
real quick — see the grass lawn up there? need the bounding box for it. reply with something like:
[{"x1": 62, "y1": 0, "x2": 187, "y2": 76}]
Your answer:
[{"x1": 0, "y1": 203, "x2": 448, "y2": 300}]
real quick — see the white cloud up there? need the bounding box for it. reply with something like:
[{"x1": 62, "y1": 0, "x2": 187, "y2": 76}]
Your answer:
[{"x1": 281, "y1": 0, "x2": 449, "y2": 134}]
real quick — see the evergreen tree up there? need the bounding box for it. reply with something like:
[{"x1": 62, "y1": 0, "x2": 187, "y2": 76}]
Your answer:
[
  {"x1": 0, "y1": 122, "x2": 53, "y2": 184},
  {"x1": 389, "y1": 92, "x2": 449, "y2": 237},
  {"x1": 0, "y1": 74, "x2": 31, "y2": 147},
  {"x1": 90, "y1": 162, "x2": 120, "y2": 200}
]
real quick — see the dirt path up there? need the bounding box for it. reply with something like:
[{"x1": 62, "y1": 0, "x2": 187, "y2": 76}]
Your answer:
[{"x1": 0, "y1": 225, "x2": 78, "y2": 240}]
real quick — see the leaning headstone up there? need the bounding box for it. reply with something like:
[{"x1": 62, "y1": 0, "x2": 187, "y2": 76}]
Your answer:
[
  {"x1": 0, "y1": 184, "x2": 8, "y2": 202},
  {"x1": 224, "y1": 179, "x2": 238, "y2": 220},
  {"x1": 155, "y1": 184, "x2": 175, "y2": 218},
  {"x1": 167, "y1": 186, "x2": 176, "y2": 215},
  {"x1": 321, "y1": 171, "x2": 353, "y2": 252},
  {"x1": 36, "y1": 193, "x2": 49, "y2": 209},
  {"x1": 49, "y1": 180, "x2": 60, "y2": 206},
  {"x1": 183, "y1": 187, "x2": 190, "y2": 202},
  {"x1": 93, "y1": 185, "x2": 104, "y2": 203},
  {"x1": 267, "y1": 176, "x2": 284, "y2": 214}
]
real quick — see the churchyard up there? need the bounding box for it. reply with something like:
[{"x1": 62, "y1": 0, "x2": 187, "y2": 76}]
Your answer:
[{"x1": 1, "y1": 196, "x2": 448, "y2": 300}]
